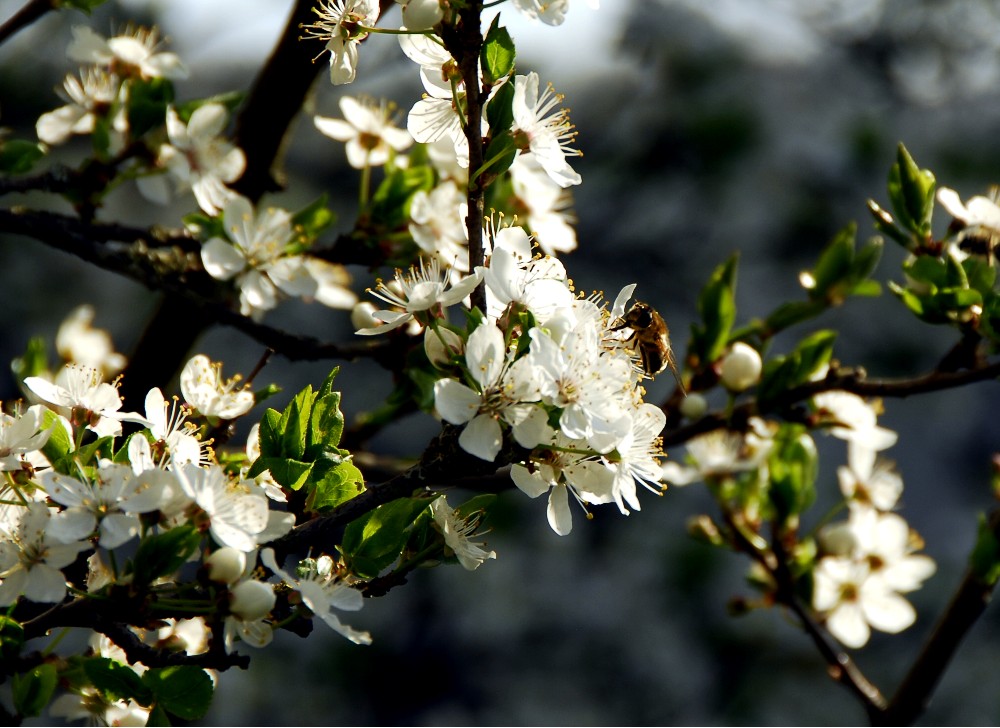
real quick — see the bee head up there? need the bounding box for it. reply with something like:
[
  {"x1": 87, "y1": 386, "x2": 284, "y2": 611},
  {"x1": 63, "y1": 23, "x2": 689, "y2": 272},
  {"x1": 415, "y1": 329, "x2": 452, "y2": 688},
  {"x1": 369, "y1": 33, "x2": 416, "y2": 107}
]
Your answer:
[{"x1": 624, "y1": 301, "x2": 654, "y2": 328}]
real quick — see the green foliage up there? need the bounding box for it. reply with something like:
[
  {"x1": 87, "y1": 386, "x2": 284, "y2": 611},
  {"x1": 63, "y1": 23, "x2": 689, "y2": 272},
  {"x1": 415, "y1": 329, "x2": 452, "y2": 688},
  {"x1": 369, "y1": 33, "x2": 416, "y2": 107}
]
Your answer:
[
  {"x1": 690, "y1": 253, "x2": 738, "y2": 365},
  {"x1": 130, "y1": 524, "x2": 202, "y2": 588},
  {"x1": 970, "y1": 513, "x2": 1000, "y2": 587},
  {"x1": 57, "y1": 0, "x2": 109, "y2": 12},
  {"x1": 0, "y1": 617, "x2": 24, "y2": 660},
  {"x1": 766, "y1": 423, "x2": 818, "y2": 523},
  {"x1": 886, "y1": 143, "x2": 936, "y2": 242},
  {"x1": 0, "y1": 139, "x2": 45, "y2": 174},
  {"x1": 481, "y1": 16, "x2": 516, "y2": 85},
  {"x1": 291, "y1": 194, "x2": 336, "y2": 242},
  {"x1": 127, "y1": 78, "x2": 175, "y2": 139},
  {"x1": 890, "y1": 254, "x2": 991, "y2": 325},
  {"x1": 486, "y1": 81, "x2": 515, "y2": 138},
  {"x1": 757, "y1": 330, "x2": 837, "y2": 408},
  {"x1": 341, "y1": 497, "x2": 432, "y2": 578},
  {"x1": 10, "y1": 337, "x2": 48, "y2": 383},
  {"x1": 84, "y1": 657, "x2": 153, "y2": 705},
  {"x1": 141, "y1": 665, "x2": 214, "y2": 721},
  {"x1": 370, "y1": 164, "x2": 434, "y2": 229},
  {"x1": 249, "y1": 369, "x2": 363, "y2": 511},
  {"x1": 12, "y1": 663, "x2": 57, "y2": 718}
]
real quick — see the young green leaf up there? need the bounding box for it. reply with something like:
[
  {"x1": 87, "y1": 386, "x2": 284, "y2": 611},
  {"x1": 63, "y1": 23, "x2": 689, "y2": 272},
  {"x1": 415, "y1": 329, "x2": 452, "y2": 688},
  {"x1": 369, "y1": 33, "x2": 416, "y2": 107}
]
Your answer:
[
  {"x1": 142, "y1": 666, "x2": 214, "y2": 721},
  {"x1": 481, "y1": 16, "x2": 516, "y2": 85},
  {"x1": 12, "y1": 663, "x2": 58, "y2": 718},
  {"x1": 85, "y1": 657, "x2": 153, "y2": 705}
]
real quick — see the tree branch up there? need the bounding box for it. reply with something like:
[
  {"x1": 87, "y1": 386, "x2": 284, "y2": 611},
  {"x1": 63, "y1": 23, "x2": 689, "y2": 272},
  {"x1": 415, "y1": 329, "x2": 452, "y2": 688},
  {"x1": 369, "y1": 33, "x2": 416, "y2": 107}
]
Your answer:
[
  {"x1": 0, "y1": 0, "x2": 55, "y2": 48},
  {"x1": 878, "y1": 508, "x2": 1000, "y2": 726},
  {"x1": 663, "y1": 362, "x2": 1000, "y2": 447},
  {"x1": 0, "y1": 206, "x2": 386, "y2": 363}
]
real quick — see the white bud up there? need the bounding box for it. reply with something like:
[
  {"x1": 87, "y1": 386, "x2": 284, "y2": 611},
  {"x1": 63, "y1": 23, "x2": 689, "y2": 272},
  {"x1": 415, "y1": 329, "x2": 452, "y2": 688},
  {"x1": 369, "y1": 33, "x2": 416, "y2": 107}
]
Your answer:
[
  {"x1": 229, "y1": 579, "x2": 276, "y2": 621},
  {"x1": 401, "y1": 0, "x2": 444, "y2": 30},
  {"x1": 679, "y1": 392, "x2": 707, "y2": 420},
  {"x1": 720, "y1": 342, "x2": 762, "y2": 392},
  {"x1": 205, "y1": 547, "x2": 247, "y2": 585},
  {"x1": 351, "y1": 302, "x2": 380, "y2": 331},
  {"x1": 817, "y1": 521, "x2": 857, "y2": 557},
  {"x1": 424, "y1": 326, "x2": 464, "y2": 368}
]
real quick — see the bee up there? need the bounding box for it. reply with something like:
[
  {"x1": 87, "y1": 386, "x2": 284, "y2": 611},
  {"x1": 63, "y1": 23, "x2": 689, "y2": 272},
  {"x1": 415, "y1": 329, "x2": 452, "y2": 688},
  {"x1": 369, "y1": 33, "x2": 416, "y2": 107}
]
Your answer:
[{"x1": 612, "y1": 301, "x2": 686, "y2": 394}]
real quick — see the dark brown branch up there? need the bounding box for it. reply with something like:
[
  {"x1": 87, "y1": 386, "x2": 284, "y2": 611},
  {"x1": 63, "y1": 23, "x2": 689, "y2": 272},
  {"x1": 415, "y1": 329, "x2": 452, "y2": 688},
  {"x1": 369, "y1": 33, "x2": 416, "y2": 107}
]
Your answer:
[
  {"x1": 878, "y1": 508, "x2": 1000, "y2": 726},
  {"x1": 663, "y1": 362, "x2": 1000, "y2": 447},
  {"x1": 721, "y1": 510, "x2": 887, "y2": 720},
  {"x1": 0, "y1": 206, "x2": 386, "y2": 362},
  {"x1": 441, "y1": 2, "x2": 487, "y2": 312},
  {"x1": 0, "y1": 0, "x2": 54, "y2": 48}
]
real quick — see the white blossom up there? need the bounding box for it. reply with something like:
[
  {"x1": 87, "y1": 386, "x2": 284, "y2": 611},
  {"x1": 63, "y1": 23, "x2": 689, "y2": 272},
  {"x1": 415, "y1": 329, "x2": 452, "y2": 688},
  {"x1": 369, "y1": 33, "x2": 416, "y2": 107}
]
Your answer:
[
  {"x1": 67, "y1": 25, "x2": 187, "y2": 80},
  {"x1": 180, "y1": 354, "x2": 255, "y2": 420},
  {"x1": 301, "y1": 0, "x2": 380, "y2": 85},
  {"x1": 314, "y1": 96, "x2": 412, "y2": 169},
  {"x1": 511, "y1": 72, "x2": 581, "y2": 188},
  {"x1": 429, "y1": 495, "x2": 496, "y2": 571}
]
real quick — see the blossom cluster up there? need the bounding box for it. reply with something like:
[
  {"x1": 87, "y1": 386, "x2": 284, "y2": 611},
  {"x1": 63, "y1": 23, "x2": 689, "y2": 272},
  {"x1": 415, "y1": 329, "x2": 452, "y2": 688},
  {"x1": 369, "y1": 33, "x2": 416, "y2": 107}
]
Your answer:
[
  {"x1": 356, "y1": 222, "x2": 667, "y2": 536},
  {"x1": 0, "y1": 345, "x2": 372, "y2": 662},
  {"x1": 661, "y1": 386, "x2": 935, "y2": 649}
]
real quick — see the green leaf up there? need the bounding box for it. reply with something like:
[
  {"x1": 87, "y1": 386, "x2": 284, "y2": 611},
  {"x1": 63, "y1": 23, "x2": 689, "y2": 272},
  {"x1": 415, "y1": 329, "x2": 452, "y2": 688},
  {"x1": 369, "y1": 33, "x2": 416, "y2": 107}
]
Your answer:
[
  {"x1": 13, "y1": 663, "x2": 57, "y2": 717},
  {"x1": 970, "y1": 513, "x2": 1000, "y2": 586},
  {"x1": 127, "y1": 78, "x2": 174, "y2": 138},
  {"x1": 371, "y1": 165, "x2": 435, "y2": 229},
  {"x1": 810, "y1": 223, "x2": 856, "y2": 297},
  {"x1": 481, "y1": 16, "x2": 516, "y2": 85},
  {"x1": 690, "y1": 254, "x2": 738, "y2": 364},
  {"x1": 306, "y1": 460, "x2": 365, "y2": 512},
  {"x1": 291, "y1": 194, "x2": 336, "y2": 242},
  {"x1": 342, "y1": 497, "x2": 431, "y2": 578},
  {"x1": 767, "y1": 424, "x2": 818, "y2": 522},
  {"x1": 867, "y1": 198, "x2": 910, "y2": 247},
  {"x1": 307, "y1": 391, "x2": 345, "y2": 454},
  {"x1": 10, "y1": 337, "x2": 48, "y2": 382},
  {"x1": 481, "y1": 130, "x2": 518, "y2": 179},
  {"x1": 0, "y1": 139, "x2": 45, "y2": 174},
  {"x1": 0, "y1": 617, "x2": 24, "y2": 660},
  {"x1": 757, "y1": 330, "x2": 837, "y2": 408},
  {"x1": 57, "y1": 0, "x2": 109, "y2": 12},
  {"x1": 131, "y1": 525, "x2": 202, "y2": 587},
  {"x1": 145, "y1": 705, "x2": 172, "y2": 727},
  {"x1": 85, "y1": 657, "x2": 153, "y2": 705},
  {"x1": 142, "y1": 666, "x2": 214, "y2": 721},
  {"x1": 249, "y1": 457, "x2": 313, "y2": 491},
  {"x1": 256, "y1": 409, "x2": 282, "y2": 457},
  {"x1": 283, "y1": 386, "x2": 317, "y2": 460},
  {"x1": 486, "y1": 80, "x2": 515, "y2": 137},
  {"x1": 886, "y1": 143, "x2": 935, "y2": 238}
]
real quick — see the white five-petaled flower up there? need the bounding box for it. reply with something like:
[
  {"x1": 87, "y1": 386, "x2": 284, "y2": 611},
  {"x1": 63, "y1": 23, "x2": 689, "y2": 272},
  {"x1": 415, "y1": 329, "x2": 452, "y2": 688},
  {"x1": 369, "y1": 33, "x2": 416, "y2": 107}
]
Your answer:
[
  {"x1": 511, "y1": 425, "x2": 615, "y2": 537},
  {"x1": 511, "y1": 72, "x2": 581, "y2": 188},
  {"x1": 660, "y1": 419, "x2": 773, "y2": 486},
  {"x1": 355, "y1": 258, "x2": 482, "y2": 335},
  {"x1": 812, "y1": 391, "x2": 897, "y2": 453},
  {"x1": 409, "y1": 181, "x2": 470, "y2": 271},
  {"x1": 55, "y1": 305, "x2": 127, "y2": 378},
  {"x1": 513, "y1": 0, "x2": 570, "y2": 25},
  {"x1": 24, "y1": 365, "x2": 149, "y2": 438},
  {"x1": 67, "y1": 25, "x2": 188, "y2": 81},
  {"x1": 604, "y1": 403, "x2": 666, "y2": 516},
  {"x1": 200, "y1": 195, "x2": 356, "y2": 321},
  {"x1": 40, "y1": 462, "x2": 169, "y2": 549},
  {"x1": 937, "y1": 186, "x2": 1000, "y2": 234},
  {"x1": 0, "y1": 502, "x2": 92, "y2": 606},
  {"x1": 433, "y1": 320, "x2": 541, "y2": 461},
  {"x1": 837, "y1": 442, "x2": 903, "y2": 512},
  {"x1": 261, "y1": 548, "x2": 372, "y2": 645},
  {"x1": 0, "y1": 405, "x2": 52, "y2": 472},
  {"x1": 813, "y1": 506, "x2": 935, "y2": 649},
  {"x1": 301, "y1": 0, "x2": 380, "y2": 85},
  {"x1": 174, "y1": 462, "x2": 269, "y2": 552},
  {"x1": 429, "y1": 495, "x2": 496, "y2": 571},
  {"x1": 179, "y1": 354, "x2": 255, "y2": 420},
  {"x1": 138, "y1": 104, "x2": 246, "y2": 216},
  {"x1": 509, "y1": 154, "x2": 578, "y2": 256},
  {"x1": 314, "y1": 96, "x2": 412, "y2": 169},
  {"x1": 36, "y1": 68, "x2": 124, "y2": 149},
  {"x1": 138, "y1": 387, "x2": 204, "y2": 467}
]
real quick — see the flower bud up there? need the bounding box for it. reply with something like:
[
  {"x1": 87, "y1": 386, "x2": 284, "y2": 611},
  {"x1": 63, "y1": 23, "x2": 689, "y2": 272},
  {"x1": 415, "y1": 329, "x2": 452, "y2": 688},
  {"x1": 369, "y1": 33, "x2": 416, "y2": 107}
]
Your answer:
[
  {"x1": 424, "y1": 326, "x2": 464, "y2": 368},
  {"x1": 817, "y1": 521, "x2": 857, "y2": 557},
  {"x1": 205, "y1": 547, "x2": 247, "y2": 585},
  {"x1": 229, "y1": 580, "x2": 276, "y2": 621},
  {"x1": 679, "y1": 392, "x2": 707, "y2": 420},
  {"x1": 720, "y1": 342, "x2": 762, "y2": 392},
  {"x1": 401, "y1": 0, "x2": 443, "y2": 30}
]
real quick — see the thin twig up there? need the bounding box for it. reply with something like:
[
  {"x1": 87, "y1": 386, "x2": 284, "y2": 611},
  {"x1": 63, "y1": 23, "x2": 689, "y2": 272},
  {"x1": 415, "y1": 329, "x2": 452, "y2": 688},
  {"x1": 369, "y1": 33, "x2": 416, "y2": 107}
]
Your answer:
[{"x1": 0, "y1": 0, "x2": 55, "y2": 47}]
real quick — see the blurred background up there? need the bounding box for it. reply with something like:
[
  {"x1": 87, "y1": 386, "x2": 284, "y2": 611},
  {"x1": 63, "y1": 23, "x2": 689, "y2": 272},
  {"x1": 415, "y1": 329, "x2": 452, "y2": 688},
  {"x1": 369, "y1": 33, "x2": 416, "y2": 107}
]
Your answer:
[{"x1": 4, "y1": 0, "x2": 1000, "y2": 723}]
